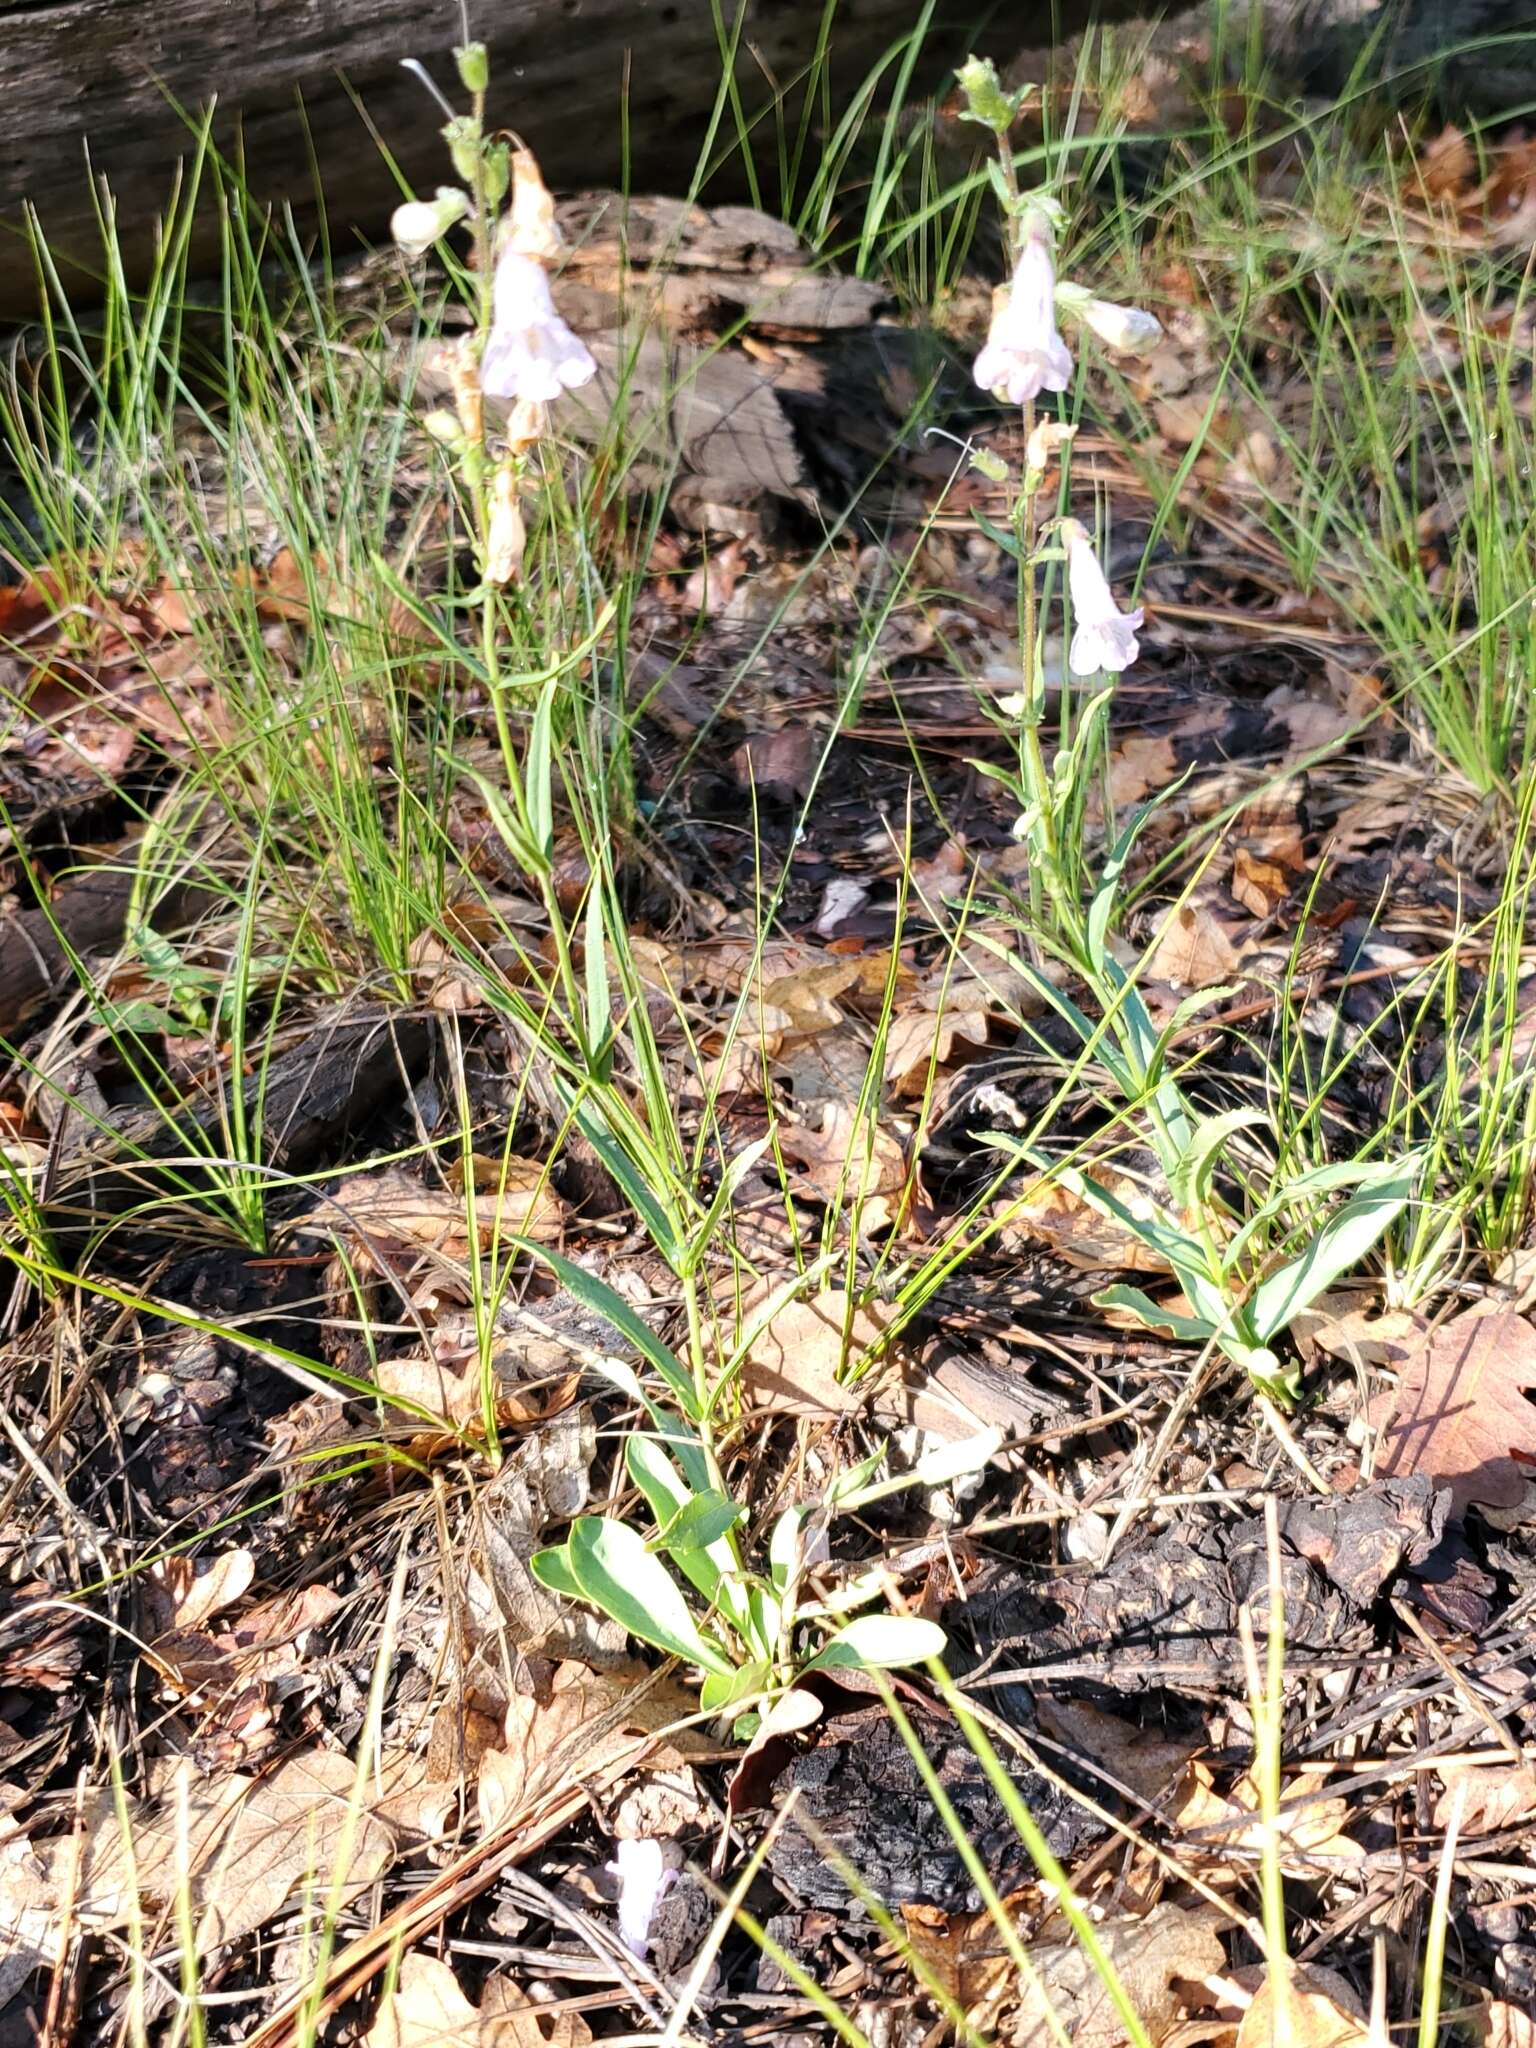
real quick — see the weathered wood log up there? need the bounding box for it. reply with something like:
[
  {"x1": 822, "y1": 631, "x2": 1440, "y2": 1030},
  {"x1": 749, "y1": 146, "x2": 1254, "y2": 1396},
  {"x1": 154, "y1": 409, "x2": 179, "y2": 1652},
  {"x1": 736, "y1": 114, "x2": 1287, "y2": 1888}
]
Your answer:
[
  {"x1": 0, "y1": 861, "x2": 204, "y2": 1042},
  {"x1": 1007, "y1": 0, "x2": 1535, "y2": 124},
  {"x1": 0, "y1": 0, "x2": 1018, "y2": 323},
  {"x1": 0, "y1": 0, "x2": 1524, "y2": 328},
  {"x1": 41, "y1": 1007, "x2": 434, "y2": 1237}
]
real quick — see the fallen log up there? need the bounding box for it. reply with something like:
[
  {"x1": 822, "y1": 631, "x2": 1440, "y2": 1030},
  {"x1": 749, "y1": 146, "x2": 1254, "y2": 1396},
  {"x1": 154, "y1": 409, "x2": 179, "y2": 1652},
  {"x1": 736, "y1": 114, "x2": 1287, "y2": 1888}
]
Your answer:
[
  {"x1": 40, "y1": 1006, "x2": 434, "y2": 1237},
  {"x1": 0, "y1": 861, "x2": 198, "y2": 1043},
  {"x1": 1, "y1": 0, "x2": 1523, "y2": 329},
  {"x1": 0, "y1": 0, "x2": 1004, "y2": 324}
]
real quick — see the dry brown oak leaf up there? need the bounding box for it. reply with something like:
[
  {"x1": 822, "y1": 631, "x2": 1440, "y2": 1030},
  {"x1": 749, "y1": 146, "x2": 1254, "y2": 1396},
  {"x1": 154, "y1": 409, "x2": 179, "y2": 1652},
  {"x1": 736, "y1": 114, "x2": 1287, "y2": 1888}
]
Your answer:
[{"x1": 1373, "y1": 1307, "x2": 1536, "y2": 1514}]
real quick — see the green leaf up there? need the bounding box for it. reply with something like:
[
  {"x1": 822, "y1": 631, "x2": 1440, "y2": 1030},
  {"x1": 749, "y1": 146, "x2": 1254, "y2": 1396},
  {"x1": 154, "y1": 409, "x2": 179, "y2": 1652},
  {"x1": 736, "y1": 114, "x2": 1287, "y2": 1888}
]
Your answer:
[
  {"x1": 990, "y1": 1146, "x2": 1208, "y2": 1279},
  {"x1": 1169, "y1": 1108, "x2": 1266, "y2": 1214},
  {"x1": 1009, "y1": 962, "x2": 1101, "y2": 1052},
  {"x1": 970, "y1": 509, "x2": 1024, "y2": 561},
  {"x1": 626, "y1": 1434, "x2": 693, "y2": 1524},
  {"x1": 1249, "y1": 1155, "x2": 1420, "y2": 1341},
  {"x1": 768, "y1": 1506, "x2": 807, "y2": 1593},
  {"x1": 969, "y1": 757, "x2": 1028, "y2": 808},
  {"x1": 1086, "y1": 803, "x2": 1149, "y2": 979},
  {"x1": 567, "y1": 1093, "x2": 682, "y2": 1266},
  {"x1": 825, "y1": 1443, "x2": 889, "y2": 1507},
  {"x1": 746, "y1": 1585, "x2": 781, "y2": 1662},
  {"x1": 466, "y1": 772, "x2": 545, "y2": 878},
  {"x1": 1273, "y1": 1157, "x2": 1410, "y2": 1201},
  {"x1": 1049, "y1": 687, "x2": 1114, "y2": 809},
  {"x1": 565, "y1": 1518, "x2": 734, "y2": 1676},
  {"x1": 1098, "y1": 953, "x2": 1190, "y2": 1150},
  {"x1": 511, "y1": 1238, "x2": 701, "y2": 1427},
  {"x1": 807, "y1": 1614, "x2": 947, "y2": 1673},
  {"x1": 913, "y1": 1429, "x2": 1003, "y2": 1485},
  {"x1": 710, "y1": 1250, "x2": 839, "y2": 1414},
  {"x1": 525, "y1": 678, "x2": 557, "y2": 867},
  {"x1": 1152, "y1": 983, "x2": 1240, "y2": 1055},
  {"x1": 655, "y1": 1490, "x2": 744, "y2": 1554},
  {"x1": 700, "y1": 1661, "x2": 771, "y2": 1715},
  {"x1": 1093, "y1": 1284, "x2": 1216, "y2": 1345},
  {"x1": 583, "y1": 1358, "x2": 711, "y2": 1505},
  {"x1": 626, "y1": 1438, "x2": 751, "y2": 1631},
  {"x1": 582, "y1": 881, "x2": 612, "y2": 1069},
  {"x1": 682, "y1": 1134, "x2": 773, "y2": 1278},
  {"x1": 529, "y1": 1542, "x2": 582, "y2": 1600}
]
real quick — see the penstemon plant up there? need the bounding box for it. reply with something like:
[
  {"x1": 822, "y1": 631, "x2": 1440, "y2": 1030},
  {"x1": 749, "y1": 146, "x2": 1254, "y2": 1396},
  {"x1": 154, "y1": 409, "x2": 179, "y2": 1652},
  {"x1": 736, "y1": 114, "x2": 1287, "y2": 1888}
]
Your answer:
[
  {"x1": 390, "y1": 41, "x2": 987, "y2": 1697},
  {"x1": 521, "y1": 1244, "x2": 994, "y2": 1728},
  {"x1": 955, "y1": 59, "x2": 1421, "y2": 1405}
]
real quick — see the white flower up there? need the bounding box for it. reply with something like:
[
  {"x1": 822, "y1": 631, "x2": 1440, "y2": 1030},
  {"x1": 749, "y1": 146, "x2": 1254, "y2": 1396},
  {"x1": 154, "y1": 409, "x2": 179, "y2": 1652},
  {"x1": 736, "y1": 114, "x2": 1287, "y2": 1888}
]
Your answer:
[
  {"x1": 1054, "y1": 284, "x2": 1162, "y2": 355},
  {"x1": 1063, "y1": 519, "x2": 1144, "y2": 675},
  {"x1": 973, "y1": 219, "x2": 1073, "y2": 405},
  {"x1": 390, "y1": 186, "x2": 469, "y2": 259},
  {"x1": 607, "y1": 1837, "x2": 678, "y2": 1959},
  {"x1": 480, "y1": 249, "x2": 596, "y2": 404}
]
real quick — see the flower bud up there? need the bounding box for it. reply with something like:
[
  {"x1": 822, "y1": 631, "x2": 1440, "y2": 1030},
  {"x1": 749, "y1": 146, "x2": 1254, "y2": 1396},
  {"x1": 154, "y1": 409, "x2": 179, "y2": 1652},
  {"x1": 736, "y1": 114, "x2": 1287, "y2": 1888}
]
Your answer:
[
  {"x1": 1083, "y1": 299, "x2": 1163, "y2": 353},
  {"x1": 441, "y1": 113, "x2": 483, "y2": 186},
  {"x1": 1054, "y1": 282, "x2": 1163, "y2": 355},
  {"x1": 481, "y1": 140, "x2": 510, "y2": 210},
  {"x1": 390, "y1": 185, "x2": 470, "y2": 258},
  {"x1": 422, "y1": 408, "x2": 463, "y2": 445},
  {"x1": 454, "y1": 41, "x2": 489, "y2": 93},
  {"x1": 955, "y1": 54, "x2": 1031, "y2": 134}
]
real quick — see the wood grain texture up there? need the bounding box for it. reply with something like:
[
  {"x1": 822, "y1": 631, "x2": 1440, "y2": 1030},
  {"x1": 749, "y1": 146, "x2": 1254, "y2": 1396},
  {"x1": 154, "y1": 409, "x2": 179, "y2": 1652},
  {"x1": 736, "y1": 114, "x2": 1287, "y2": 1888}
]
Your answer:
[
  {"x1": 1, "y1": 0, "x2": 1519, "y2": 323},
  {"x1": 0, "y1": 0, "x2": 1014, "y2": 319}
]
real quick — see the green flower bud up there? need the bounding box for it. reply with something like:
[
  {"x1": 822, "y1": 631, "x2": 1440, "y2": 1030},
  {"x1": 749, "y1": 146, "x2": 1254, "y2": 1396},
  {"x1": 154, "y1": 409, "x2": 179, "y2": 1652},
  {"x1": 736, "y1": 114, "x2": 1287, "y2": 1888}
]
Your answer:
[
  {"x1": 1021, "y1": 192, "x2": 1067, "y2": 236},
  {"x1": 442, "y1": 113, "x2": 483, "y2": 185},
  {"x1": 454, "y1": 41, "x2": 489, "y2": 93},
  {"x1": 481, "y1": 140, "x2": 510, "y2": 210},
  {"x1": 969, "y1": 445, "x2": 1009, "y2": 484},
  {"x1": 955, "y1": 54, "x2": 1032, "y2": 134}
]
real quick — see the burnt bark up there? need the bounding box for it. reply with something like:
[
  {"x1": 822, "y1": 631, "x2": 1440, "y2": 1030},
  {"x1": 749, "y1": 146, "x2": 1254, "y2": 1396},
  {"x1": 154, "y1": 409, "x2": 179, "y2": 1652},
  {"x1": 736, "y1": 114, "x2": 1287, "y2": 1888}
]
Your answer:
[
  {"x1": 0, "y1": 862, "x2": 198, "y2": 1041},
  {"x1": 40, "y1": 1006, "x2": 433, "y2": 1237}
]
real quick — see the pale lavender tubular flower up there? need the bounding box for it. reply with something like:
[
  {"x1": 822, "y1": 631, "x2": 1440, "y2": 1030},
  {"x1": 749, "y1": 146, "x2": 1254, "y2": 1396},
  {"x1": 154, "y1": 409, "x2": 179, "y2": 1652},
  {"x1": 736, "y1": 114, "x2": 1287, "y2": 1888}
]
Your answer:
[
  {"x1": 480, "y1": 248, "x2": 596, "y2": 404},
  {"x1": 1077, "y1": 297, "x2": 1163, "y2": 354},
  {"x1": 973, "y1": 219, "x2": 1073, "y2": 405},
  {"x1": 1063, "y1": 519, "x2": 1144, "y2": 675}
]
